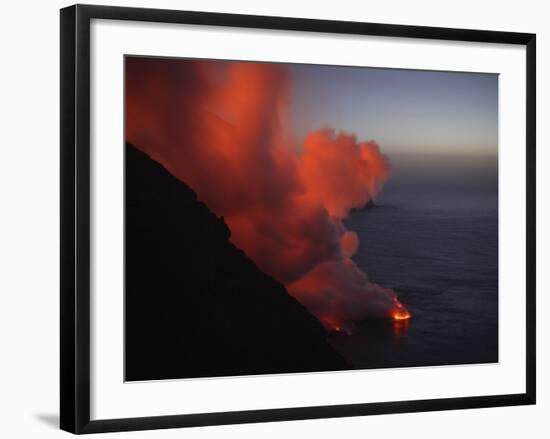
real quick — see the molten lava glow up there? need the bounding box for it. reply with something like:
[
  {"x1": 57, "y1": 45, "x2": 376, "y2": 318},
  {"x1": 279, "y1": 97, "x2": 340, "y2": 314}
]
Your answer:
[
  {"x1": 126, "y1": 57, "x2": 412, "y2": 331},
  {"x1": 391, "y1": 298, "x2": 411, "y2": 321},
  {"x1": 392, "y1": 309, "x2": 412, "y2": 321}
]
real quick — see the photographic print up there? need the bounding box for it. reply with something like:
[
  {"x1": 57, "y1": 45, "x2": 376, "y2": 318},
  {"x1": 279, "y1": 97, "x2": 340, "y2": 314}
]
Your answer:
[{"x1": 124, "y1": 56, "x2": 498, "y2": 381}]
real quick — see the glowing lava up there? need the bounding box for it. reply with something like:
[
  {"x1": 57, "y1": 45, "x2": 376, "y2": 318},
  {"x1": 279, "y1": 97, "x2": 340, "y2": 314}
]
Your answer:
[
  {"x1": 392, "y1": 310, "x2": 411, "y2": 321},
  {"x1": 391, "y1": 298, "x2": 412, "y2": 321}
]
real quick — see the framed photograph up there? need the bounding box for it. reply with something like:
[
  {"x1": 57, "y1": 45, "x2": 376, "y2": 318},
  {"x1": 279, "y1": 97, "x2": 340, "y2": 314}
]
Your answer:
[{"x1": 60, "y1": 4, "x2": 536, "y2": 434}]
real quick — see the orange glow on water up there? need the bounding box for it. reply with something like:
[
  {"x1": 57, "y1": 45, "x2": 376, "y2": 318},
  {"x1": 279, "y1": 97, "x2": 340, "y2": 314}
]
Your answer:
[{"x1": 392, "y1": 317, "x2": 410, "y2": 337}]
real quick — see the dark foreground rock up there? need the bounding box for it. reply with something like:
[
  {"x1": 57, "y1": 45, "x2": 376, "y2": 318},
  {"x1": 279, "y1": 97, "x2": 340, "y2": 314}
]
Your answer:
[{"x1": 125, "y1": 143, "x2": 347, "y2": 380}]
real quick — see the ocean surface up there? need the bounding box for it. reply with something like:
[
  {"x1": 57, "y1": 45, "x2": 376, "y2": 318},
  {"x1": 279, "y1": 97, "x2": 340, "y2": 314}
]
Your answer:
[{"x1": 330, "y1": 155, "x2": 499, "y2": 369}]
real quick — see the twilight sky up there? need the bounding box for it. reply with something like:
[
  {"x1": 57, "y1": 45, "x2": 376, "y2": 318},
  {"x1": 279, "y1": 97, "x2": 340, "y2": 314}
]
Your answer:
[{"x1": 289, "y1": 64, "x2": 498, "y2": 157}]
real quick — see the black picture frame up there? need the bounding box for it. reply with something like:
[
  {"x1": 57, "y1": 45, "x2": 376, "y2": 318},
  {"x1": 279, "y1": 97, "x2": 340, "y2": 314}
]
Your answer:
[{"x1": 60, "y1": 4, "x2": 536, "y2": 434}]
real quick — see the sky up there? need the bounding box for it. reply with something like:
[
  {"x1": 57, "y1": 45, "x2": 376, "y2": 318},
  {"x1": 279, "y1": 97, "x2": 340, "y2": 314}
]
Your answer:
[{"x1": 289, "y1": 64, "x2": 498, "y2": 158}]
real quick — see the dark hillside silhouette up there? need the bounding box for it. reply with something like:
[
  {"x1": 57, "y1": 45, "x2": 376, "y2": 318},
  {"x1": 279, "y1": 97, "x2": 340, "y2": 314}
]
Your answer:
[{"x1": 125, "y1": 143, "x2": 346, "y2": 381}]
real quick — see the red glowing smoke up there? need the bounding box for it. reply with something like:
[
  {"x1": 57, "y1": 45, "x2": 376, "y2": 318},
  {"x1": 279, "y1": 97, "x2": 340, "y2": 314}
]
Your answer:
[{"x1": 125, "y1": 57, "x2": 410, "y2": 331}]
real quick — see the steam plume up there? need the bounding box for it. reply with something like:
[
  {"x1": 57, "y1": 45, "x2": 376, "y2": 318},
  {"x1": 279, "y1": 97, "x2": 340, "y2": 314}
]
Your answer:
[{"x1": 125, "y1": 57, "x2": 410, "y2": 332}]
